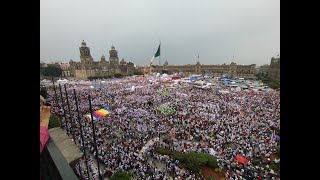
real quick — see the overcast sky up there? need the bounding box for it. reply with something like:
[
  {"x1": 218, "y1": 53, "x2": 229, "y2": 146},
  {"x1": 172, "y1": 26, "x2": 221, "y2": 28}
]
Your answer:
[{"x1": 40, "y1": 0, "x2": 279, "y2": 66}]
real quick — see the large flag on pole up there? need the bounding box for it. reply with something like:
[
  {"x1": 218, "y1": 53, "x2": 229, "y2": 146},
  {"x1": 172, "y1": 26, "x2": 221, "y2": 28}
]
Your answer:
[
  {"x1": 150, "y1": 43, "x2": 161, "y2": 64},
  {"x1": 154, "y1": 44, "x2": 160, "y2": 58}
]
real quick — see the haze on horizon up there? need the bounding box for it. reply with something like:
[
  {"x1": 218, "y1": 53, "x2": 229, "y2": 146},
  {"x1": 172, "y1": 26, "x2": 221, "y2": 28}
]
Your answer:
[{"x1": 40, "y1": 0, "x2": 280, "y2": 66}]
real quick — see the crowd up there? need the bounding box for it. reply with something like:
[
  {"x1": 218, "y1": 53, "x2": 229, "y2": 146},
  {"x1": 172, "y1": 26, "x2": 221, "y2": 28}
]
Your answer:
[{"x1": 45, "y1": 77, "x2": 280, "y2": 180}]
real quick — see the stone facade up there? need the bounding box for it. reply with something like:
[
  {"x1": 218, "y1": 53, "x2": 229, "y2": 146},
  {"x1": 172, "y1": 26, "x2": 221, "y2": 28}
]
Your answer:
[
  {"x1": 140, "y1": 61, "x2": 256, "y2": 78},
  {"x1": 69, "y1": 41, "x2": 135, "y2": 79},
  {"x1": 59, "y1": 63, "x2": 71, "y2": 77},
  {"x1": 255, "y1": 64, "x2": 270, "y2": 76},
  {"x1": 268, "y1": 55, "x2": 280, "y2": 83}
]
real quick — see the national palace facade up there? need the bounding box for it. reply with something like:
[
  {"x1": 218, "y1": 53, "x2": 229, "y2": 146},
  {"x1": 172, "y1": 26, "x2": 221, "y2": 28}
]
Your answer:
[{"x1": 137, "y1": 60, "x2": 256, "y2": 78}]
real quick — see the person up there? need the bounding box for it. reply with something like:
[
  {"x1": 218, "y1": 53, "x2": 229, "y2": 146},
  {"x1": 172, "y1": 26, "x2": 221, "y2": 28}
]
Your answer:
[{"x1": 40, "y1": 95, "x2": 52, "y2": 154}]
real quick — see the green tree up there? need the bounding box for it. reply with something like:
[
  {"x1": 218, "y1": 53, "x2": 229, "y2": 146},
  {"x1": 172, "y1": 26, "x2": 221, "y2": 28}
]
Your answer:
[
  {"x1": 268, "y1": 81, "x2": 280, "y2": 89},
  {"x1": 156, "y1": 147, "x2": 171, "y2": 155},
  {"x1": 109, "y1": 170, "x2": 132, "y2": 180},
  {"x1": 156, "y1": 148, "x2": 218, "y2": 174},
  {"x1": 43, "y1": 65, "x2": 63, "y2": 77},
  {"x1": 114, "y1": 73, "x2": 123, "y2": 78},
  {"x1": 134, "y1": 71, "x2": 144, "y2": 75}
]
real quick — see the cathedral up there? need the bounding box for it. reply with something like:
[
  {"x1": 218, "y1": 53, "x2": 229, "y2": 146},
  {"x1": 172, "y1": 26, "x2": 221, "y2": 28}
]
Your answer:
[{"x1": 69, "y1": 40, "x2": 135, "y2": 79}]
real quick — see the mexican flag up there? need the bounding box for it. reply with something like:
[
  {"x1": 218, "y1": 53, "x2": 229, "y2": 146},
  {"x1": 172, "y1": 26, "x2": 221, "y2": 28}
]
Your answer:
[
  {"x1": 150, "y1": 43, "x2": 161, "y2": 64},
  {"x1": 154, "y1": 44, "x2": 160, "y2": 58}
]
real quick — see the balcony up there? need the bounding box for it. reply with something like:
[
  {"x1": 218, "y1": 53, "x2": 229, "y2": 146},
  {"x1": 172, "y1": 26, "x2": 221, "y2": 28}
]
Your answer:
[{"x1": 40, "y1": 128, "x2": 82, "y2": 180}]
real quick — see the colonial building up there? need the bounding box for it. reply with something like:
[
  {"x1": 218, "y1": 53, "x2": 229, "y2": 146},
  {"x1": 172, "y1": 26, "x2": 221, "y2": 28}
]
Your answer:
[
  {"x1": 69, "y1": 41, "x2": 135, "y2": 79},
  {"x1": 142, "y1": 61, "x2": 256, "y2": 78},
  {"x1": 255, "y1": 64, "x2": 270, "y2": 76},
  {"x1": 59, "y1": 62, "x2": 71, "y2": 77},
  {"x1": 268, "y1": 55, "x2": 280, "y2": 83}
]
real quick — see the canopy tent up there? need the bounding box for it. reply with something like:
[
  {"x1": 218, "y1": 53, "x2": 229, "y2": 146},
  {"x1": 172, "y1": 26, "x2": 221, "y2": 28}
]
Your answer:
[
  {"x1": 236, "y1": 155, "x2": 248, "y2": 165},
  {"x1": 219, "y1": 90, "x2": 230, "y2": 94},
  {"x1": 223, "y1": 81, "x2": 230, "y2": 85},
  {"x1": 57, "y1": 79, "x2": 69, "y2": 83},
  {"x1": 41, "y1": 79, "x2": 51, "y2": 83},
  {"x1": 164, "y1": 83, "x2": 171, "y2": 87},
  {"x1": 189, "y1": 77, "x2": 198, "y2": 81},
  {"x1": 84, "y1": 108, "x2": 112, "y2": 121},
  {"x1": 229, "y1": 84, "x2": 238, "y2": 87},
  {"x1": 194, "y1": 80, "x2": 204, "y2": 85}
]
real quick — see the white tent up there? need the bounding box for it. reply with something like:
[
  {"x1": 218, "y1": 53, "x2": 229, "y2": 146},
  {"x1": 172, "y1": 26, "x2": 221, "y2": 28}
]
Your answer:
[
  {"x1": 195, "y1": 80, "x2": 204, "y2": 85},
  {"x1": 41, "y1": 79, "x2": 51, "y2": 83},
  {"x1": 57, "y1": 79, "x2": 69, "y2": 83},
  {"x1": 219, "y1": 90, "x2": 230, "y2": 94}
]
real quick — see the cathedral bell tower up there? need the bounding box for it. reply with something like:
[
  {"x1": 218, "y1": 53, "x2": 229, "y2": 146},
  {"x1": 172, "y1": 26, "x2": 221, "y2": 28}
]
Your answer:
[
  {"x1": 79, "y1": 40, "x2": 94, "y2": 65},
  {"x1": 109, "y1": 45, "x2": 119, "y2": 67}
]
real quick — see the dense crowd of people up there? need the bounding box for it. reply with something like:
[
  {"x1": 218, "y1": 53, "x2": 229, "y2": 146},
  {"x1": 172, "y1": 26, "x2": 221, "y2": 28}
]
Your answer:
[{"x1": 44, "y1": 77, "x2": 280, "y2": 180}]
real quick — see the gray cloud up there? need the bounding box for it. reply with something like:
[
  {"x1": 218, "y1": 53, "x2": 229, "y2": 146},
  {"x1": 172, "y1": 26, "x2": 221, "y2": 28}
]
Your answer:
[{"x1": 41, "y1": 0, "x2": 280, "y2": 66}]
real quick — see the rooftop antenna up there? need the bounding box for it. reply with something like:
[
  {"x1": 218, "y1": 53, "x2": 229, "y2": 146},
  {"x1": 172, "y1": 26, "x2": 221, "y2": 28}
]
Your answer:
[
  {"x1": 232, "y1": 48, "x2": 235, "y2": 63},
  {"x1": 197, "y1": 52, "x2": 200, "y2": 61}
]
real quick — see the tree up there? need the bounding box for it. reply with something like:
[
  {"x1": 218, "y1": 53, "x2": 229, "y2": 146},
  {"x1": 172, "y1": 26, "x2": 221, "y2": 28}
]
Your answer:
[
  {"x1": 43, "y1": 65, "x2": 63, "y2": 77},
  {"x1": 109, "y1": 170, "x2": 132, "y2": 180},
  {"x1": 114, "y1": 73, "x2": 123, "y2": 78},
  {"x1": 155, "y1": 148, "x2": 218, "y2": 174},
  {"x1": 134, "y1": 71, "x2": 144, "y2": 75},
  {"x1": 268, "y1": 81, "x2": 280, "y2": 90}
]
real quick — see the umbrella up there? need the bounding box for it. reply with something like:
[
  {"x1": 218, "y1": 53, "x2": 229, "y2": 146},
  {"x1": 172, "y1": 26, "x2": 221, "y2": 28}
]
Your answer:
[
  {"x1": 236, "y1": 155, "x2": 248, "y2": 165},
  {"x1": 276, "y1": 135, "x2": 280, "y2": 141}
]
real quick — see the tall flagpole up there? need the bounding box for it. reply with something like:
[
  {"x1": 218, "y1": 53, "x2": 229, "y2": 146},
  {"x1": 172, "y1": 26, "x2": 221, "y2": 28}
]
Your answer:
[{"x1": 159, "y1": 41, "x2": 161, "y2": 83}]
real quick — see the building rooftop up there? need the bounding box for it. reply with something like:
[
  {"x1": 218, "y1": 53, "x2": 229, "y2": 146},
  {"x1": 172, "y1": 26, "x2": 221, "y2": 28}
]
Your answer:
[{"x1": 49, "y1": 127, "x2": 82, "y2": 164}]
